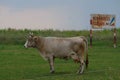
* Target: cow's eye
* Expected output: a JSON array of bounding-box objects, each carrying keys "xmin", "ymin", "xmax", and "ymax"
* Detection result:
[{"xmin": 28, "ymin": 38, "xmax": 33, "ymax": 41}]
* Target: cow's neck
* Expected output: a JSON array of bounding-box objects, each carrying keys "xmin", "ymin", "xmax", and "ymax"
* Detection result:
[{"xmin": 35, "ymin": 37, "xmax": 45, "ymax": 53}]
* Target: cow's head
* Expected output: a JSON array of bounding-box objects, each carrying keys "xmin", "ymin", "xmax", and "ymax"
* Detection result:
[{"xmin": 24, "ymin": 33, "xmax": 38, "ymax": 48}]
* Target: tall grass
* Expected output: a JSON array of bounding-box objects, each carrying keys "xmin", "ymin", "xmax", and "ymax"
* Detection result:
[{"xmin": 0, "ymin": 28, "xmax": 120, "ymax": 46}]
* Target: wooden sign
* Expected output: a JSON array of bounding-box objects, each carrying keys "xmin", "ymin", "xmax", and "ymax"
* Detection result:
[{"xmin": 90, "ymin": 14, "xmax": 116, "ymax": 29}]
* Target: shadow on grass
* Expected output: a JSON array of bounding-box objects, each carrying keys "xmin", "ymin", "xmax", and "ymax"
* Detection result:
[{"xmin": 36, "ymin": 71, "xmax": 76, "ymax": 78}]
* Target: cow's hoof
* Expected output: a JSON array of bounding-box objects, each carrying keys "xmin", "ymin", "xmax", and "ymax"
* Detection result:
[
  {"xmin": 77, "ymin": 70, "xmax": 84, "ymax": 74},
  {"xmin": 76, "ymin": 72, "xmax": 83, "ymax": 75},
  {"xmin": 50, "ymin": 70, "xmax": 55, "ymax": 74}
]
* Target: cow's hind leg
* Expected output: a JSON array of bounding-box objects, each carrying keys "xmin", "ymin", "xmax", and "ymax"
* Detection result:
[
  {"xmin": 77, "ymin": 61, "xmax": 85, "ymax": 74},
  {"xmin": 77, "ymin": 49, "xmax": 85, "ymax": 74},
  {"xmin": 48, "ymin": 56, "xmax": 55, "ymax": 73}
]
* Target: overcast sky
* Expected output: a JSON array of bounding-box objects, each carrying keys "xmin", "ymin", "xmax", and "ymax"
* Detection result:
[{"xmin": 0, "ymin": 0, "xmax": 120, "ymax": 30}]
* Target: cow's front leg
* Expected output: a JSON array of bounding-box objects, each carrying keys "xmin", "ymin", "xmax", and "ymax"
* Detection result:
[{"xmin": 48, "ymin": 56, "xmax": 55, "ymax": 73}]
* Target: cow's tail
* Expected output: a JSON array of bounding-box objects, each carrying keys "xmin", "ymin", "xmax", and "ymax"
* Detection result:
[{"xmin": 81, "ymin": 36, "xmax": 89, "ymax": 69}]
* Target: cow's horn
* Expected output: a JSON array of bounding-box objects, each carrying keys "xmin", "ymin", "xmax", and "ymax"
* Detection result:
[{"xmin": 29, "ymin": 32, "xmax": 34, "ymax": 37}]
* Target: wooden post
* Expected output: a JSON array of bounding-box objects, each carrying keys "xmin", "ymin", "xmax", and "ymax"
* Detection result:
[
  {"xmin": 113, "ymin": 28, "xmax": 117, "ymax": 48},
  {"xmin": 90, "ymin": 29, "xmax": 92, "ymax": 48}
]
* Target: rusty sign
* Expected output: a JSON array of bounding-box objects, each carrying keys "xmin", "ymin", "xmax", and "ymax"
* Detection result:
[{"xmin": 90, "ymin": 14, "xmax": 116, "ymax": 29}]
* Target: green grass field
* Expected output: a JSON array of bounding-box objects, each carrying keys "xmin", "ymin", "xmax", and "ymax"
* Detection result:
[
  {"xmin": 0, "ymin": 29, "xmax": 120, "ymax": 80},
  {"xmin": 0, "ymin": 43, "xmax": 120, "ymax": 80}
]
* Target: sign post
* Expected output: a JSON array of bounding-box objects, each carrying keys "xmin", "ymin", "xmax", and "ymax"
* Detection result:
[
  {"xmin": 90, "ymin": 14, "xmax": 116, "ymax": 48},
  {"xmin": 90, "ymin": 29, "xmax": 92, "ymax": 48},
  {"xmin": 113, "ymin": 28, "xmax": 117, "ymax": 48}
]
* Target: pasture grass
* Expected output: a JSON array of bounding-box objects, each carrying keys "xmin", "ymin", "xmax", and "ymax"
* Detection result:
[{"xmin": 0, "ymin": 42, "xmax": 120, "ymax": 80}]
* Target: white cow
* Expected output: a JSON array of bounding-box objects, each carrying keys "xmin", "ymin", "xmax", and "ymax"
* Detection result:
[{"xmin": 24, "ymin": 33, "xmax": 88, "ymax": 74}]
